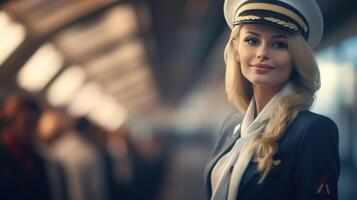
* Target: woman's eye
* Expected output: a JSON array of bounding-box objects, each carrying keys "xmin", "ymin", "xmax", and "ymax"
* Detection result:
[
  {"xmin": 272, "ymin": 42, "xmax": 288, "ymax": 49},
  {"xmin": 244, "ymin": 38, "xmax": 258, "ymax": 45}
]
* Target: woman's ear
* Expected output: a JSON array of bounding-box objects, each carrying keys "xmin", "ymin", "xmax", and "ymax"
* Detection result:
[{"xmin": 232, "ymin": 38, "xmax": 240, "ymax": 62}]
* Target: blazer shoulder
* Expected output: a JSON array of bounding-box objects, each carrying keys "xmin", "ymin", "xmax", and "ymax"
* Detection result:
[
  {"xmin": 218, "ymin": 112, "xmax": 243, "ymax": 138},
  {"xmin": 221, "ymin": 112, "xmax": 243, "ymax": 131},
  {"xmin": 290, "ymin": 110, "xmax": 338, "ymax": 145},
  {"xmin": 294, "ymin": 110, "xmax": 337, "ymax": 128},
  {"xmin": 210, "ymin": 112, "xmax": 243, "ymax": 155},
  {"xmin": 291, "ymin": 110, "xmax": 336, "ymax": 129}
]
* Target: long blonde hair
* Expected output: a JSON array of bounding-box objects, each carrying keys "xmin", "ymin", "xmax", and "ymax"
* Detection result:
[{"xmin": 224, "ymin": 25, "xmax": 320, "ymax": 183}]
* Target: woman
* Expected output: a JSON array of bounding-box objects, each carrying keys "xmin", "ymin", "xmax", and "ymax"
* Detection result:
[{"xmin": 204, "ymin": 0, "xmax": 340, "ymax": 199}]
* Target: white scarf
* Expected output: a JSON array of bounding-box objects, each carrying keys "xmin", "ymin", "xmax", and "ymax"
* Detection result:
[{"xmin": 211, "ymin": 83, "xmax": 294, "ymax": 200}]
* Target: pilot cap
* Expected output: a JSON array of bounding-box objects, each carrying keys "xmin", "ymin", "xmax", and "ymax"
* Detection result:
[{"xmin": 224, "ymin": 0, "xmax": 324, "ymax": 48}]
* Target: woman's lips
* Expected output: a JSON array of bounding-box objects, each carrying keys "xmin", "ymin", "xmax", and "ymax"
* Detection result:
[{"xmin": 252, "ymin": 64, "xmax": 275, "ymax": 73}]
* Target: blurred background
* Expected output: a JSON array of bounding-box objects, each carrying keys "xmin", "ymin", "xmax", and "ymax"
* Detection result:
[{"xmin": 0, "ymin": 0, "xmax": 355, "ymax": 200}]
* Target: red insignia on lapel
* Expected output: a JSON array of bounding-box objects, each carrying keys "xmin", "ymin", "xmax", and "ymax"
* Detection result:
[{"xmin": 315, "ymin": 175, "xmax": 330, "ymax": 195}]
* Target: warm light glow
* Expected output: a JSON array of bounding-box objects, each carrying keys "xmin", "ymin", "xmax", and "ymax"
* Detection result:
[
  {"xmin": 47, "ymin": 66, "xmax": 86, "ymax": 106},
  {"xmin": 67, "ymin": 82, "xmax": 102, "ymax": 116},
  {"xmin": 54, "ymin": 4, "xmax": 138, "ymax": 58},
  {"xmin": 0, "ymin": 12, "xmax": 26, "ymax": 66},
  {"xmin": 17, "ymin": 43, "xmax": 63, "ymax": 92},
  {"xmin": 124, "ymin": 91, "xmax": 157, "ymax": 114},
  {"xmin": 106, "ymin": 67, "xmax": 151, "ymax": 93},
  {"xmin": 88, "ymin": 95, "xmax": 127, "ymax": 131},
  {"xmin": 0, "ymin": 11, "xmax": 10, "ymax": 29},
  {"xmin": 86, "ymin": 40, "xmax": 146, "ymax": 77}
]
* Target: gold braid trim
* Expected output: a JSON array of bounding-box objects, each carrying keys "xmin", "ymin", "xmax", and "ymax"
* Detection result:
[
  {"xmin": 234, "ymin": 15, "xmax": 261, "ymax": 22},
  {"xmin": 233, "ymin": 15, "xmax": 300, "ymax": 32},
  {"xmin": 236, "ymin": 3, "xmax": 308, "ymax": 32},
  {"xmin": 233, "ymin": 15, "xmax": 299, "ymax": 31},
  {"xmin": 263, "ymin": 17, "xmax": 299, "ymax": 31}
]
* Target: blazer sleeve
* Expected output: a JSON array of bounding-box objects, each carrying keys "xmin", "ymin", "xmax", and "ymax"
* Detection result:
[{"xmin": 294, "ymin": 116, "xmax": 340, "ymax": 200}]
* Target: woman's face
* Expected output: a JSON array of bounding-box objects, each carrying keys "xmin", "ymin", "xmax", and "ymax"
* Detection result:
[{"xmin": 234, "ymin": 24, "xmax": 293, "ymax": 88}]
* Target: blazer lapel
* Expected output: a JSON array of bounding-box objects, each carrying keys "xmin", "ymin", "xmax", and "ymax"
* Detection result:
[
  {"xmin": 204, "ymin": 129, "xmax": 241, "ymax": 197},
  {"xmin": 237, "ymin": 161, "xmax": 259, "ymax": 194}
]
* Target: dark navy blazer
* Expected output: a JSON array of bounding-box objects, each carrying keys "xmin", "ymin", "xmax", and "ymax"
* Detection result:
[{"xmin": 204, "ymin": 110, "xmax": 340, "ymax": 200}]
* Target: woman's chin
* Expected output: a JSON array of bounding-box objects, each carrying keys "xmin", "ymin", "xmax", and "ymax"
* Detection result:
[{"xmin": 249, "ymin": 78, "xmax": 286, "ymax": 88}]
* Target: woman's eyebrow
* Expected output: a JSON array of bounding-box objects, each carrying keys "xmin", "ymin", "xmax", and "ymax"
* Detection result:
[
  {"xmin": 272, "ymin": 35, "xmax": 287, "ymax": 39},
  {"xmin": 245, "ymin": 31, "xmax": 260, "ymax": 36},
  {"xmin": 244, "ymin": 31, "xmax": 287, "ymax": 39}
]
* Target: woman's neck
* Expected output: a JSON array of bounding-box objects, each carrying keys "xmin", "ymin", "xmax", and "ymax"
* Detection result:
[{"xmin": 253, "ymin": 85, "xmax": 282, "ymax": 115}]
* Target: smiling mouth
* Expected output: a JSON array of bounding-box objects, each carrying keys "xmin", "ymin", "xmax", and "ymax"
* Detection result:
[
  {"xmin": 252, "ymin": 64, "xmax": 275, "ymax": 69},
  {"xmin": 251, "ymin": 64, "xmax": 275, "ymax": 73}
]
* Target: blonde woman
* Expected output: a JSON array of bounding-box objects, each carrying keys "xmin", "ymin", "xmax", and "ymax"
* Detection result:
[{"xmin": 204, "ymin": 0, "xmax": 340, "ymax": 199}]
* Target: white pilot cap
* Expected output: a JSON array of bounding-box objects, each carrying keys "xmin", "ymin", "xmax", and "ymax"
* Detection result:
[{"xmin": 224, "ymin": 0, "xmax": 324, "ymax": 49}]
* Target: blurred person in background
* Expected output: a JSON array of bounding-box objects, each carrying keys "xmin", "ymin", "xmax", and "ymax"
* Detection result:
[
  {"xmin": 37, "ymin": 109, "xmax": 66, "ymax": 145},
  {"xmin": 37, "ymin": 109, "xmax": 68, "ymax": 200},
  {"xmin": 204, "ymin": 0, "xmax": 340, "ymax": 199},
  {"xmin": 0, "ymin": 93, "xmax": 23, "ymax": 135},
  {"xmin": 107, "ymin": 126, "xmax": 134, "ymax": 199},
  {"xmin": 88, "ymin": 124, "xmax": 116, "ymax": 200},
  {"xmin": 50, "ymin": 116, "xmax": 109, "ymax": 200},
  {"xmin": 106, "ymin": 124, "xmax": 168, "ymax": 200},
  {"xmin": 0, "ymin": 94, "xmax": 51, "ymax": 200},
  {"xmin": 128, "ymin": 126, "xmax": 168, "ymax": 200}
]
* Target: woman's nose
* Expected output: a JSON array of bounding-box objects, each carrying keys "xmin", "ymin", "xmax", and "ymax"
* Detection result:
[{"xmin": 256, "ymin": 45, "xmax": 270, "ymax": 60}]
